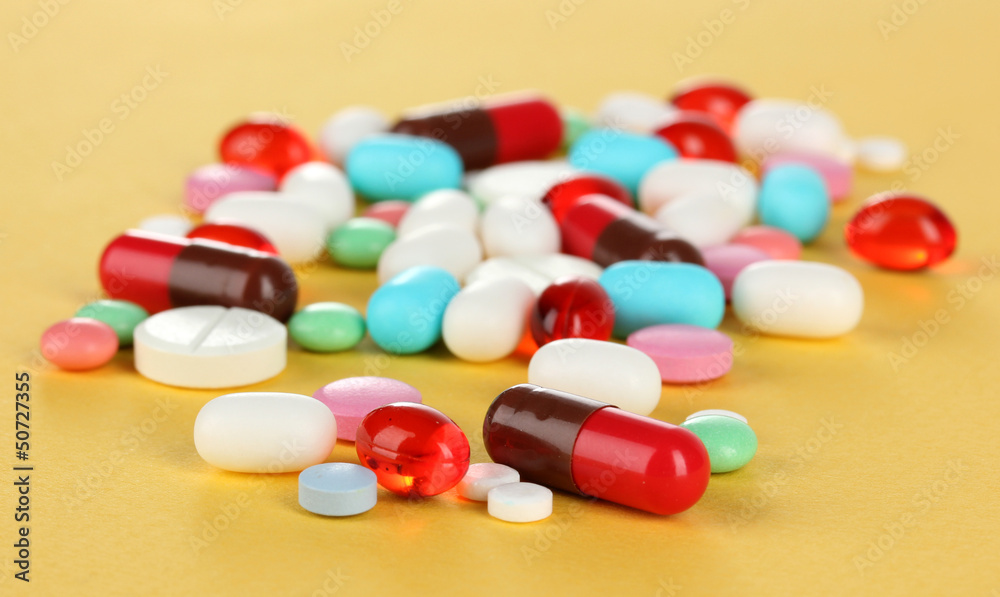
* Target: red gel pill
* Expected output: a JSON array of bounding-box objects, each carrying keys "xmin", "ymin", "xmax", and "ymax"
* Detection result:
[
  {"xmin": 540, "ymin": 174, "xmax": 633, "ymax": 223},
  {"xmin": 654, "ymin": 112, "xmax": 737, "ymax": 163},
  {"xmin": 186, "ymin": 223, "xmax": 279, "ymax": 255},
  {"xmin": 484, "ymin": 384, "xmax": 710, "ymax": 515},
  {"xmin": 219, "ymin": 115, "xmax": 314, "ymax": 179},
  {"xmin": 530, "ymin": 277, "xmax": 615, "ymax": 346},
  {"xmin": 670, "ymin": 80, "xmax": 753, "ymax": 133},
  {"xmin": 845, "ymin": 193, "xmax": 957, "ymax": 271}
]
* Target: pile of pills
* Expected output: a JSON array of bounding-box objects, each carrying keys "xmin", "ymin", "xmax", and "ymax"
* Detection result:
[{"xmin": 40, "ymin": 78, "xmax": 959, "ymax": 522}]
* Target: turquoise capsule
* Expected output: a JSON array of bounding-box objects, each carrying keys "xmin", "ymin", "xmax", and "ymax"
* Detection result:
[
  {"xmin": 345, "ymin": 134, "xmax": 463, "ymax": 202},
  {"xmin": 758, "ymin": 164, "xmax": 830, "ymax": 243},
  {"xmin": 75, "ymin": 299, "xmax": 148, "ymax": 346},
  {"xmin": 366, "ymin": 266, "xmax": 460, "ymax": 354},
  {"xmin": 599, "ymin": 261, "xmax": 724, "ymax": 338},
  {"xmin": 680, "ymin": 410, "xmax": 757, "ymax": 473},
  {"xmin": 568, "ymin": 129, "xmax": 677, "ymax": 196}
]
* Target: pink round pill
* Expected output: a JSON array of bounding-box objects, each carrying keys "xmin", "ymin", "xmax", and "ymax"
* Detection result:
[
  {"xmin": 40, "ymin": 318, "xmax": 119, "ymax": 371},
  {"xmin": 626, "ymin": 324, "xmax": 733, "ymax": 384},
  {"xmin": 762, "ymin": 152, "xmax": 852, "ymax": 201},
  {"xmin": 361, "ymin": 200, "xmax": 410, "ymax": 229},
  {"xmin": 184, "ymin": 163, "xmax": 277, "ymax": 214},
  {"xmin": 730, "ymin": 225, "xmax": 802, "ymax": 260},
  {"xmin": 702, "ymin": 244, "xmax": 772, "ymax": 299},
  {"xmin": 313, "ymin": 377, "xmax": 422, "ymax": 441}
]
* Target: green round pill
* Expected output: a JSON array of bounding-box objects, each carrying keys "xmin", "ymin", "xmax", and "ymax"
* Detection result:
[
  {"xmin": 75, "ymin": 299, "xmax": 148, "ymax": 346},
  {"xmin": 326, "ymin": 218, "xmax": 396, "ymax": 269},
  {"xmin": 680, "ymin": 410, "xmax": 757, "ymax": 473},
  {"xmin": 560, "ymin": 108, "xmax": 592, "ymax": 151},
  {"xmin": 288, "ymin": 302, "xmax": 366, "ymax": 353}
]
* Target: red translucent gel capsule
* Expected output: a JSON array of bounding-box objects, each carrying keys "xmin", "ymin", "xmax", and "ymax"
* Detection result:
[
  {"xmin": 845, "ymin": 194, "xmax": 957, "ymax": 271},
  {"xmin": 99, "ymin": 230, "xmax": 298, "ymax": 321},
  {"xmin": 530, "ymin": 277, "xmax": 615, "ymax": 346},
  {"xmin": 654, "ymin": 112, "xmax": 737, "ymax": 163},
  {"xmin": 219, "ymin": 115, "xmax": 314, "ymax": 179},
  {"xmin": 560, "ymin": 195, "xmax": 704, "ymax": 267},
  {"xmin": 356, "ymin": 402, "xmax": 470, "ymax": 497},
  {"xmin": 670, "ymin": 80, "xmax": 753, "ymax": 133},
  {"xmin": 540, "ymin": 174, "xmax": 633, "ymax": 223},
  {"xmin": 186, "ymin": 223, "xmax": 279, "ymax": 255},
  {"xmin": 391, "ymin": 93, "xmax": 562, "ymax": 170},
  {"xmin": 484, "ymin": 384, "xmax": 710, "ymax": 515}
]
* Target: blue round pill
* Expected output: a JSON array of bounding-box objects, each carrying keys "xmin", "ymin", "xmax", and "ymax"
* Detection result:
[
  {"xmin": 298, "ymin": 463, "xmax": 378, "ymax": 517},
  {"xmin": 757, "ymin": 164, "xmax": 830, "ymax": 243},
  {"xmin": 569, "ymin": 129, "xmax": 677, "ymax": 196}
]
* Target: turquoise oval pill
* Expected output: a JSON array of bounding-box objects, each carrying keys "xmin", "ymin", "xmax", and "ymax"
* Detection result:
[
  {"xmin": 758, "ymin": 164, "xmax": 830, "ymax": 243},
  {"xmin": 366, "ymin": 265, "xmax": 460, "ymax": 354},
  {"xmin": 680, "ymin": 411, "xmax": 757, "ymax": 473},
  {"xmin": 75, "ymin": 299, "xmax": 148, "ymax": 346},
  {"xmin": 569, "ymin": 129, "xmax": 677, "ymax": 196},
  {"xmin": 599, "ymin": 261, "xmax": 724, "ymax": 338},
  {"xmin": 327, "ymin": 218, "xmax": 396, "ymax": 269},
  {"xmin": 345, "ymin": 134, "xmax": 463, "ymax": 202},
  {"xmin": 288, "ymin": 302, "xmax": 366, "ymax": 352}
]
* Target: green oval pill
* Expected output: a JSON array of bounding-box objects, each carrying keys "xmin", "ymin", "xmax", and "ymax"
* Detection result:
[
  {"xmin": 75, "ymin": 299, "xmax": 149, "ymax": 346},
  {"xmin": 288, "ymin": 302, "xmax": 366, "ymax": 353},
  {"xmin": 327, "ymin": 218, "xmax": 396, "ymax": 269},
  {"xmin": 680, "ymin": 410, "xmax": 757, "ymax": 473}
]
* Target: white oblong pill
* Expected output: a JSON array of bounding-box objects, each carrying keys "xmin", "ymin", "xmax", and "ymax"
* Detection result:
[
  {"xmin": 138, "ymin": 214, "xmax": 193, "ymax": 237},
  {"xmin": 194, "ymin": 392, "xmax": 336, "ymax": 473},
  {"xmin": 734, "ymin": 99, "xmax": 847, "ymax": 160},
  {"xmin": 528, "ymin": 338, "xmax": 662, "ymax": 415},
  {"xmin": 134, "ymin": 306, "xmax": 286, "ymax": 388},
  {"xmin": 204, "ymin": 192, "xmax": 326, "ymax": 263},
  {"xmin": 376, "ymin": 224, "xmax": 483, "ymax": 284},
  {"xmin": 856, "ymin": 136, "xmax": 907, "ymax": 172},
  {"xmin": 594, "ymin": 91, "xmax": 676, "ymax": 132},
  {"xmin": 654, "ymin": 193, "xmax": 747, "ymax": 248},
  {"xmin": 480, "ymin": 196, "xmax": 560, "ymax": 258},
  {"xmin": 299, "ymin": 463, "xmax": 377, "ymax": 516},
  {"xmin": 464, "ymin": 257, "xmax": 552, "ymax": 295},
  {"xmin": 731, "ymin": 261, "xmax": 864, "ymax": 338},
  {"xmin": 639, "ymin": 159, "xmax": 757, "ymax": 225},
  {"xmin": 487, "ymin": 483, "xmax": 553, "ymax": 523},
  {"xmin": 279, "ymin": 162, "xmax": 356, "ymax": 231},
  {"xmin": 457, "ymin": 463, "xmax": 520, "ymax": 501},
  {"xmin": 466, "ymin": 160, "xmax": 577, "ymax": 205},
  {"xmin": 442, "ymin": 277, "xmax": 535, "ymax": 362},
  {"xmin": 319, "ymin": 106, "xmax": 389, "ymax": 164},
  {"xmin": 397, "ymin": 189, "xmax": 479, "ymax": 238},
  {"xmin": 509, "ymin": 253, "xmax": 603, "ymax": 283}
]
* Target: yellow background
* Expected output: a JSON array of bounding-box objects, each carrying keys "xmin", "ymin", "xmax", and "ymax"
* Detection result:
[{"xmin": 3, "ymin": 1, "xmax": 999, "ymax": 595}]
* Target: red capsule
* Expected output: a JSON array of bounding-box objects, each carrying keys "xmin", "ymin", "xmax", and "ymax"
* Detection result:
[
  {"xmin": 654, "ymin": 112, "xmax": 737, "ymax": 163},
  {"xmin": 186, "ymin": 223, "xmax": 278, "ymax": 255},
  {"xmin": 845, "ymin": 194, "xmax": 957, "ymax": 271},
  {"xmin": 670, "ymin": 80, "xmax": 753, "ymax": 133},
  {"xmin": 530, "ymin": 277, "xmax": 615, "ymax": 346},
  {"xmin": 540, "ymin": 174, "xmax": 633, "ymax": 223},
  {"xmin": 219, "ymin": 115, "xmax": 314, "ymax": 179}
]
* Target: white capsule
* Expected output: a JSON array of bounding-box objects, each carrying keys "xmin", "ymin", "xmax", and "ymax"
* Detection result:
[
  {"xmin": 466, "ymin": 160, "xmax": 577, "ymax": 205},
  {"xmin": 279, "ymin": 162, "xmax": 355, "ymax": 230},
  {"xmin": 654, "ymin": 193, "xmax": 747, "ymax": 248},
  {"xmin": 734, "ymin": 99, "xmax": 848, "ymax": 161},
  {"xmin": 204, "ymin": 192, "xmax": 326, "ymax": 263},
  {"xmin": 480, "ymin": 196, "xmax": 560, "ymax": 258},
  {"xmin": 639, "ymin": 159, "xmax": 757, "ymax": 226},
  {"xmin": 464, "ymin": 255, "xmax": 603, "ymax": 295},
  {"xmin": 319, "ymin": 106, "xmax": 389, "ymax": 164},
  {"xmin": 376, "ymin": 224, "xmax": 483, "ymax": 284},
  {"xmin": 594, "ymin": 91, "xmax": 676, "ymax": 133},
  {"xmin": 442, "ymin": 277, "xmax": 534, "ymax": 362},
  {"xmin": 397, "ymin": 189, "xmax": 479, "ymax": 238}
]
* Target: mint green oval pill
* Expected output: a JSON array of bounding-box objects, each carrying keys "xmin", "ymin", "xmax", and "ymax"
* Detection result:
[
  {"xmin": 680, "ymin": 410, "xmax": 757, "ymax": 473},
  {"xmin": 561, "ymin": 108, "xmax": 591, "ymax": 151},
  {"xmin": 288, "ymin": 302, "xmax": 366, "ymax": 353},
  {"xmin": 75, "ymin": 299, "xmax": 148, "ymax": 346},
  {"xmin": 327, "ymin": 217, "xmax": 396, "ymax": 269}
]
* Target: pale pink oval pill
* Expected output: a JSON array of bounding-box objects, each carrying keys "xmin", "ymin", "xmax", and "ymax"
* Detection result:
[
  {"xmin": 361, "ymin": 200, "xmax": 410, "ymax": 229},
  {"xmin": 730, "ymin": 225, "xmax": 802, "ymax": 260},
  {"xmin": 762, "ymin": 152, "xmax": 852, "ymax": 201},
  {"xmin": 312, "ymin": 377, "xmax": 422, "ymax": 441},
  {"xmin": 40, "ymin": 318, "xmax": 119, "ymax": 371},
  {"xmin": 702, "ymin": 244, "xmax": 772, "ymax": 299},
  {"xmin": 184, "ymin": 164, "xmax": 277, "ymax": 214},
  {"xmin": 626, "ymin": 324, "xmax": 733, "ymax": 384}
]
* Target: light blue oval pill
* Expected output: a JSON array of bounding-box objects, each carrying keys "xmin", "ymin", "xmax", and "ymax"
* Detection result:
[
  {"xmin": 366, "ymin": 265, "xmax": 460, "ymax": 354},
  {"xmin": 757, "ymin": 164, "xmax": 830, "ymax": 243},
  {"xmin": 345, "ymin": 134, "xmax": 463, "ymax": 202},
  {"xmin": 299, "ymin": 463, "xmax": 377, "ymax": 516},
  {"xmin": 569, "ymin": 129, "xmax": 677, "ymax": 196}
]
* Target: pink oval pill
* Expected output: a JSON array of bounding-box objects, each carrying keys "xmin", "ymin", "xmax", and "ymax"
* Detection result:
[
  {"xmin": 702, "ymin": 244, "xmax": 772, "ymax": 299},
  {"xmin": 40, "ymin": 318, "xmax": 119, "ymax": 371},
  {"xmin": 730, "ymin": 225, "xmax": 802, "ymax": 260},
  {"xmin": 184, "ymin": 163, "xmax": 277, "ymax": 214},
  {"xmin": 762, "ymin": 152, "xmax": 852, "ymax": 201},
  {"xmin": 313, "ymin": 377, "xmax": 422, "ymax": 441},
  {"xmin": 361, "ymin": 200, "xmax": 410, "ymax": 229},
  {"xmin": 627, "ymin": 324, "xmax": 733, "ymax": 384}
]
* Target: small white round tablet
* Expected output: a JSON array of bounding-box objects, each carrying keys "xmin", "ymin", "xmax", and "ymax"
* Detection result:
[
  {"xmin": 686, "ymin": 409, "xmax": 748, "ymax": 424},
  {"xmin": 457, "ymin": 463, "xmax": 521, "ymax": 501},
  {"xmin": 134, "ymin": 306, "xmax": 286, "ymax": 388},
  {"xmin": 299, "ymin": 463, "xmax": 378, "ymax": 516},
  {"xmin": 856, "ymin": 136, "xmax": 907, "ymax": 172},
  {"xmin": 138, "ymin": 214, "xmax": 193, "ymax": 237},
  {"xmin": 487, "ymin": 483, "xmax": 553, "ymax": 523}
]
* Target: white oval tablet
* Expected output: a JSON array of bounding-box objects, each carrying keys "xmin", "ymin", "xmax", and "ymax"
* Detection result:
[
  {"xmin": 319, "ymin": 106, "xmax": 389, "ymax": 164},
  {"xmin": 639, "ymin": 159, "xmax": 757, "ymax": 226},
  {"xmin": 194, "ymin": 392, "xmax": 336, "ymax": 473},
  {"xmin": 480, "ymin": 196, "xmax": 560, "ymax": 257},
  {"xmin": 279, "ymin": 162, "xmax": 355, "ymax": 231},
  {"xmin": 134, "ymin": 306, "xmax": 286, "ymax": 388},
  {"xmin": 856, "ymin": 136, "xmax": 907, "ymax": 172},
  {"xmin": 594, "ymin": 91, "xmax": 676, "ymax": 132},
  {"xmin": 734, "ymin": 99, "xmax": 847, "ymax": 160},
  {"xmin": 397, "ymin": 189, "xmax": 479, "ymax": 238},
  {"xmin": 376, "ymin": 224, "xmax": 483, "ymax": 284},
  {"xmin": 528, "ymin": 338, "xmax": 662, "ymax": 415},
  {"xmin": 654, "ymin": 193, "xmax": 747, "ymax": 248},
  {"xmin": 488, "ymin": 483, "xmax": 553, "ymax": 523},
  {"xmin": 466, "ymin": 160, "xmax": 577, "ymax": 205},
  {"xmin": 464, "ymin": 255, "xmax": 603, "ymax": 296},
  {"xmin": 731, "ymin": 261, "xmax": 864, "ymax": 338},
  {"xmin": 204, "ymin": 192, "xmax": 326, "ymax": 263},
  {"xmin": 457, "ymin": 463, "xmax": 520, "ymax": 501},
  {"xmin": 442, "ymin": 278, "xmax": 535, "ymax": 362}
]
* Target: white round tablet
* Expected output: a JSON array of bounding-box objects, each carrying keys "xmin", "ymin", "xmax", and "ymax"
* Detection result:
[
  {"xmin": 299, "ymin": 463, "xmax": 378, "ymax": 516},
  {"xmin": 134, "ymin": 306, "xmax": 286, "ymax": 388},
  {"xmin": 487, "ymin": 483, "xmax": 553, "ymax": 523},
  {"xmin": 685, "ymin": 409, "xmax": 748, "ymax": 424},
  {"xmin": 856, "ymin": 136, "xmax": 907, "ymax": 172},
  {"xmin": 457, "ymin": 463, "xmax": 521, "ymax": 501}
]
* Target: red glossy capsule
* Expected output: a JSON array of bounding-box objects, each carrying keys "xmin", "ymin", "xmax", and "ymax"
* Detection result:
[
  {"xmin": 98, "ymin": 230, "xmax": 298, "ymax": 321},
  {"xmin": 530, "ymin": 277, "xmax": 615, "ymax": 346},
  {"xmin": 391, "ymin": 93, "xmax": 562, "ymax": 170},
  {"xmin": 540, "ymin": 174, "xmax": 633, "ymax": 223},
  {"xmin": 654, "ymin": 112, "xmax": 737, "ymax": 163},
  {"xmin": 219, "ymin": 115, "xmax": 314, "ymax": 179},
  {"xmin": 845, "ymin": 194, "xmax": 957, "ymax": 271},
  {"xmin": 560, "ymin": 195, "xmax": 704, "ymax": 267},
  {"xmin": 670, "ymin": 80, "xmax": 753, "ymax": 133},
  {"xmin": 186, "ymin": 223, "xmax": 279, "ymax": 255},
  {"xmin": 484, "ymin": 384, "xmax": 710, "ymax": 515},
  {"xmin": 356, "ymin": 403, "xmax": 470, "ymax": 498}
]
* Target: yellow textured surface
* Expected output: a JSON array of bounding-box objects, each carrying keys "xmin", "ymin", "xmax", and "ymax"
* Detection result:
[{"xmin": 2, "ymin": 1, "xmax": 999, "ymax": 595}]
